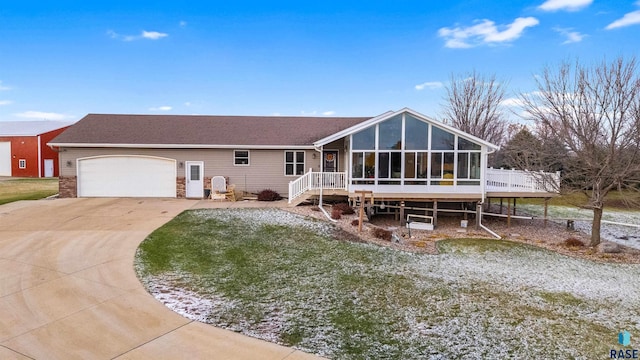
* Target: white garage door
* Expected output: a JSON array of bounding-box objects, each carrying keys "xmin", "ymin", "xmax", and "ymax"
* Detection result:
[
  {"xmin": 0, "ymin": 142, "xmax": 10, "ymax": 176},
  {"xmin": 77, "ymin": 155, "xmax": 176, "ymax": 197}
]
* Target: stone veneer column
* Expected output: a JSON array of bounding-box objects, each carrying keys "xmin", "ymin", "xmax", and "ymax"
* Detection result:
[
  {"xmin": 58, "ymin": 176, "xmax": 77, "ymax": 198},
  {"xmin": 176, "ymin": 177, "xmax": 186, "ymax": 198}
]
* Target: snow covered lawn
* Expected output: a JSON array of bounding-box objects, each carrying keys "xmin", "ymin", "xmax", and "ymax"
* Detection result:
[
  {"xmin": 516, "ymin": 204, "xmax": 640, "ymax": 249},
  {"xmin": 136, "ymin": 208, "xmax": 640, "ymax": 359}
]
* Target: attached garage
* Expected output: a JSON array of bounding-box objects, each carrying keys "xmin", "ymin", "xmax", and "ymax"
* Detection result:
[{"xmin": 77, "ymin": 155, "xmax": 176, "ymax": 197}]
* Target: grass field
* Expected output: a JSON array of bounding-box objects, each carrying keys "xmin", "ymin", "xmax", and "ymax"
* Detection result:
[
  {"xmin": 136, "ymin": 208, "xmax": 640, "ymax": 359},
  {"xmin": 0, "ymin": 178, "xmax": 59, "ymax": 205}
]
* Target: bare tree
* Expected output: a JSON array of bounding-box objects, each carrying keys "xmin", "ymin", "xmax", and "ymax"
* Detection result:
[
  {"xmin": 441, "ymin": 71, "xmax": 509, "ymax": 146},
  {"xmin": 496, "ymin": 125, "xmax": 568, "ymax": 172},
  {"xmin": 519, "ymin": 56, "xmax": 640, "ymax": 247}
]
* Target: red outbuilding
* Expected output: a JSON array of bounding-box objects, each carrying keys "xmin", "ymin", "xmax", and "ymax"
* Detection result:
[{"xmin": 0, "ymin": 121, "xmax": 73, "ymax": 177}]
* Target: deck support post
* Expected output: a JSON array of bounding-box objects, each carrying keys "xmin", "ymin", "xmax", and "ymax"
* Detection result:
[
  {"xmin": 513, "ymin": 198, "xmax": 517, "ymax": 216},
  {"xmin": 355, "ymin": 190, "xmax": 373, "ymax": 233},
  {"xmin": 500, "ymin": 198, "xmax": 503, "ymax": 213},
  {"xmin": 476, "ymin": 203, "xmax": 482, "ymax": 230},
  {"xmin": 433, "ymin": 201, "xmax": 438, "ymax": 227},
  {"xmin": 507, "ymin": 198, "xmax": 512, "ymax": 229},
  {"xmin": 544, "ymin": 197, "xmax": 549, "ymax": 228},
  {"xmin": 399, "ymin": 200, "xmax": 406, "ymax": 226}
]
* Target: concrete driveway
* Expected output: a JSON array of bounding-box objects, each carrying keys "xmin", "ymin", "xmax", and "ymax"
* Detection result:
[{"xmin": 0, "ymin": 198, "xmax": 319, "ymax": 360}]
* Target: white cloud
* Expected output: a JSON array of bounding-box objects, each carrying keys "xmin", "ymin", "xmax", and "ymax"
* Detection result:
[
  {"xmin": 322, "ymin": 111, "xmax": 336, "ymax": 116},
  {"xmin": 14, "ymin": 111, "xmax": 72, "ymax": 121},
  {"xmin": 0, "ymin": 100, "xmax": 13, "ymax": 106},
  {"xmin": 179, "ymin": 21, "xmax": 188, "ymax": 28},
  {"xmin": 415, "ymin": 81, "xmax": 444, "ymax": 91},
  {"xmin": 142, "ymin": 31, "xmax": 169, "ymax": 40},
  {"xmin": 438, "ymin": 17, "xmax": 539, "ymax": 48},
  {"xmin": 108, "ymin": 30, "xmax": 169, "ymax": 41},
  {"xmin": 538, "ymin": 0, "xmax": 593, "ymax": 12},
  {"xmin": 606, "ymin": 10, "xmax": 640, "ymax": 30},
  {"xmin": 501, "ymin": 97, "xmax": 525, "ymax": 107},
  {"xmin": 553, "ymin": 27, "xmax": 586, "ymax": 44},
  {"xmin": 149, "ymin": 106, "xmax": 172, "ymax": 111},
  {"xmin": 0, "ymin": 81, "xmax": 10, "ymax": 91}
]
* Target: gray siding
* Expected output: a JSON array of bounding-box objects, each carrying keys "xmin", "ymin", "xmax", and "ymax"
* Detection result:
[{"xmin": 60, "ymin": 147, "xmax": 322, "ymax": 195}]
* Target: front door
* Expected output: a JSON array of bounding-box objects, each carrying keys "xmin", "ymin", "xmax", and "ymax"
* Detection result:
[
  {"xmin": 323, "ymin": 150, "xmax": 339, "ymax": 172},
  {"xmin": 44, "ymin": 159, "xmax": 54, "ymax": 177},
  {"xmin": 185, "ymin": 161, "xmax": 204, "ymax": 198}
]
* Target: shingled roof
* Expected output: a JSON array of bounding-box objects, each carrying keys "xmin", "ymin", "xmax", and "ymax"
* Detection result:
[{"xmin": 50, "ymin": 114, "xmax": 371, "ymax": 147}]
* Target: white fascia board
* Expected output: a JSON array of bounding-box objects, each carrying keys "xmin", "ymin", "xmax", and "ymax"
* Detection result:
[{"xmin": 47, "ymin": 143, "xmax": 315, "ymax": 150}]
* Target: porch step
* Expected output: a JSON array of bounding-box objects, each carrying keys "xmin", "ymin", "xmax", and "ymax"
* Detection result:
[{"xmin": 288, "ymin": 193, "xmax": 313, "ymax": 207}]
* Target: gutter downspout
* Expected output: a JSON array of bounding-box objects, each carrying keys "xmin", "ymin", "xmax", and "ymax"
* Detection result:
[
  {"xmin": 316, "ymin": 145, "xmax": 337, "ymax": 223},
  {"xmin": 479, "ymin": 146, "xmax": 500, "ymax": 238},
  {"xmin": 478, "ymin": 206, "xmax": 501, "ymax": 239}
]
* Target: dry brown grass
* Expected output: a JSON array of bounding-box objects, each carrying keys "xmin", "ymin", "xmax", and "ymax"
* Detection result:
[{"xmin": 0, "ymin": 178, "xmax": 58, "ymax": 205}]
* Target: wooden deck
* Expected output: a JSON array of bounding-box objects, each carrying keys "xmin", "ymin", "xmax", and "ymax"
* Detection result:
[{"xmin": 288, "ymin": 169, "xmax": 560, "ymax": 204}]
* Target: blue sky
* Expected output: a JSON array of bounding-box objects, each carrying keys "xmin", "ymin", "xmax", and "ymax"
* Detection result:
[{"xmin": 1, "ymin": 0, "xmax": 639, "ymax": 124}]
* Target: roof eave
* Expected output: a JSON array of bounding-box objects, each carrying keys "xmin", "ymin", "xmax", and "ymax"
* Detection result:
[{"xmin": 47, "ymin": 143, "xmax": 315, "ymax": 150}]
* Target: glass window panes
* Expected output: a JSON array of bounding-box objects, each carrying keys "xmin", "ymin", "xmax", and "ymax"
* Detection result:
[
  {"xmin": 405, "ymin": 115, "xmax": 429, "ymax": 150},
  {"xmin": 470, "ymin": 152, "xmax": 481, "ymax": 179},
  {"xmin": 431, "ymin": 153, "xmax": 442, "ymax": 178},
  {"xmin": 378, "ymin": 152, "xmax": 389, "ymax": 178},
  {"xmin": 234, "ymin": 150, "xmax": 249, "ymax": 165},
  {"xmin": 404, "ymin": 152, "xmax": 415, "ymax": 178},
  {"xmin": 352, "ymin": 153, "xmax": 364, "ymax": 178},
  {"xmin": 365, "ymin": 152, "xmax": 375, "ymax": 178},
  {"xmin": 458, "ymin": 137, "xmax": 481, "ymax": 150},
  {"xmin": 444, "ymin": 153, "xmax": 454, "ymax": 175},
  {"xmin": 431, "ymin": 126, "xmax": 455, "ymax": 150},
  {"xmin": 190, "ymin": 165, "xmax": 200, "ymax": 180},
  {"xmin": 352, "ymin": 126, "xmax": 375, "ymax": 150},
  {"xmin": 417, "ymin": 152, "xmax": 428, "ymax": 178},
  {"xmin": 379, "ymin": 115, "xmax": 402, "ymax": 150},
  {"xmin": 285, "ymin": 151, "xmax": 305, "ymax": 176},
  {"xmin": 457, "ymin": 153, "xmax": 469, "ymax": 178},
  {"xmin": 391, "ymin": 152, "xmax": 401, "ymax": 178}
]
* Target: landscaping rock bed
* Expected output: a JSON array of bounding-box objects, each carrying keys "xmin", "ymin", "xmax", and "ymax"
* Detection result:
[{"xmin": 286, "ymin": 204, "xmax": 640, "ymax": 264}]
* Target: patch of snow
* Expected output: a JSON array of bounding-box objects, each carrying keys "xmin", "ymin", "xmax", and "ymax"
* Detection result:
[
  {"xmin": 517, "ymin": 204, "xmax": 640, "ymax": 249},
  {"xmin": 190, "ymin": 208, "xmax": 335, "ymax": 234}
]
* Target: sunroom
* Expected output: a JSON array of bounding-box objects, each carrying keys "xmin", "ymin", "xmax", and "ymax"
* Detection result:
[
  {"xmin": 288, "ymin": 108, "xmax": 560, "ymax": 204},
  {"xmin": 345, "ymin": 110, "xmax": 492, "ymax": 198}
]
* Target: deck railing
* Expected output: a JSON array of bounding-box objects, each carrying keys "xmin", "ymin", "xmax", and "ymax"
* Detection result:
[
  {"xmin": 288, "ymin": 170, "xmax": 347, "ymax": 203},
  {"xmin": 289, "ymin": 168, "xmax": 560, "ymax": 203},
  {"xmin": 486, "ymin": 168, "xmax": 560, "ymax": 193}
]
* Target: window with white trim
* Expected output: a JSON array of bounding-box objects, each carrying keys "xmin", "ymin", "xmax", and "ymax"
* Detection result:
[
  {"xmin": 18, "ymin": 159, "xmax": 26, "ymax": 169},
  {"xmin": 234, "ymin": 150, "xmax": 250, "ymax": 166},
  {"xmin": 285, "ymin": 151, "xmax": 305, "ymax": 176}
]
